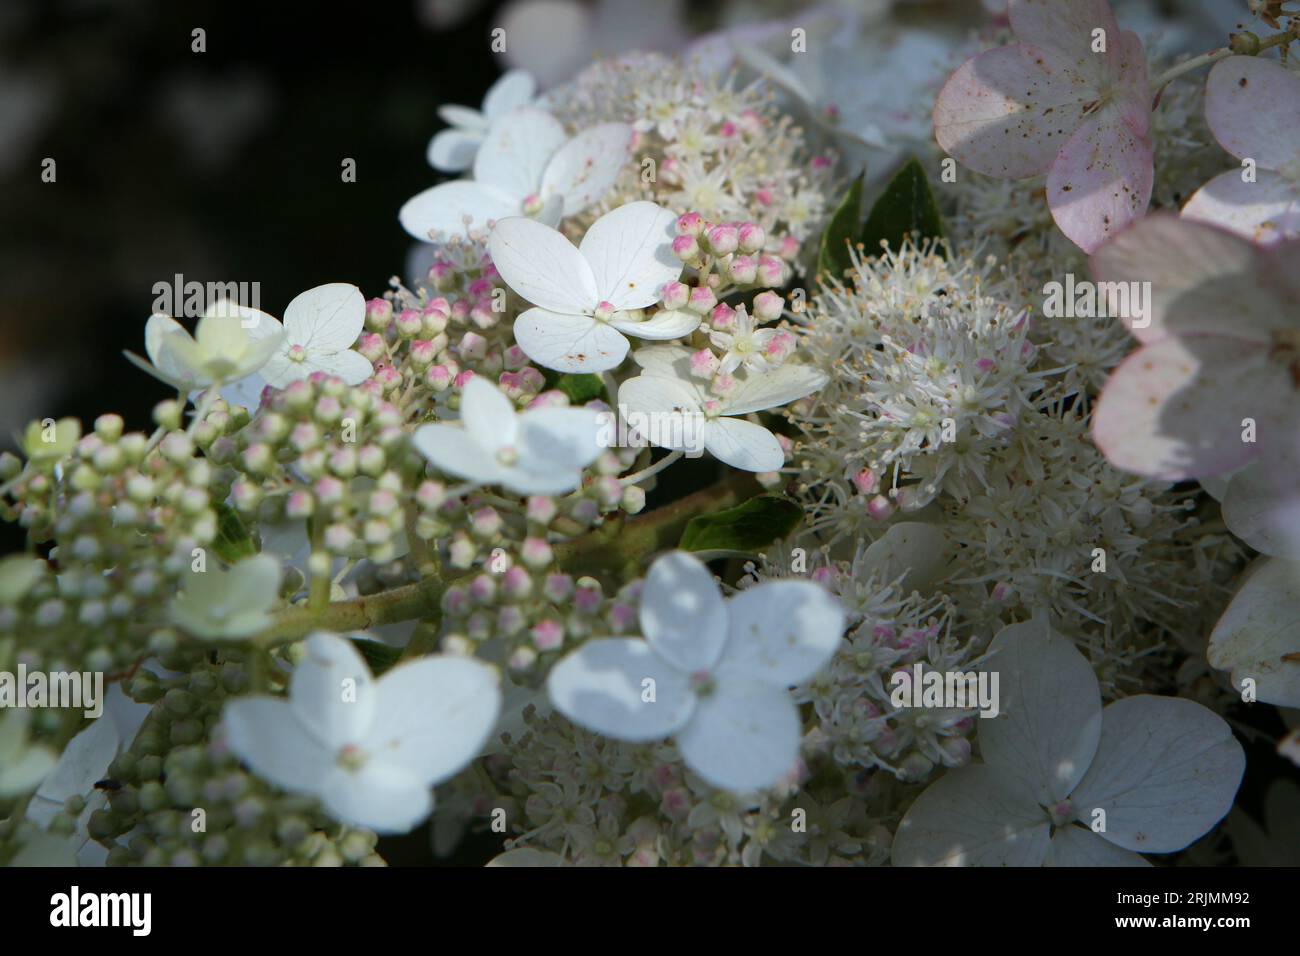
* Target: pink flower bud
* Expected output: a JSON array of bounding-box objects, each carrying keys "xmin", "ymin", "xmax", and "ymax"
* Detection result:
[
  {"xmin": 660, "ymin": 280, "xmax": 689, "ymax": 310},
  {"xmin": 851, "ymin": 468, "xmax": 879, "ymax": 495},
  {"xmin": 357, "ymin": 333, "xmax": 387, "ymax": 363},
  {"xmin": 459, "ymin": 331, "xmax": 487, "ymax": 360},
  {"xmin": 503, "ymin": 345, "xmax": 529, "ymax": 369},
  {"xmin": 710, "ymin": 302, "xmax": 736, "ymax": 331},
  {"xmin": 737, "ymin": 222, "xmax": 765, "ymax": 253},
  {"xmin": 705, "ymin": 224, "xmax": 738, "ymax": 256},
  {"xmin": 671, "ymin": 234, "xmax": 699, "ymax": 261},
  {"xmin": 396, "ymin": 309, "xmax": 423, "ymax": 337},
  {"xmin": 727, "ymin": 254, "xmax": 757, "ymax": 284},
  {"xmin": 688, "ymin": 285, "xmax": 717, "ymax": 314},
  {"xmin": 675, "ymin": 212, "xmax": 704, "ymax": 236},
  {"xmin": 689, "ymin": 349, "xmax": 720, "ymax": 379},
  {"xmin": 866, "ymin": 494, "xmax": 895, "ymax": 521},
  {"xmin": 365, "ymin": 298, "xmax": 392, "ymax": 331},
  {"xmin": 530, "ymin": 619, "xmax": 564, "ymax": 652},
  {"xmin": 426, "ymin": 365, "xmax": 452, "ymax": 391},
  {"xmin": 753, "ymin": 291, "xmax": 783, "ymax": 321},
  {"xmin": 758, "ymin": 255, "xmax": 785, "ymax": 286}
]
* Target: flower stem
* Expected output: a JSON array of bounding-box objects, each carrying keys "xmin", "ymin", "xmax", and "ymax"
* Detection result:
[
  {"xmin": 620, "ymin": 449, "xmax": 684, "ymax": 486},
  {"xmin": 1151, "ymin": 29, "xmax": 1296, "ymax": 95},
  {"xmin": 258, "ymin": 471, "xmax": 758, "ymax": 646}
]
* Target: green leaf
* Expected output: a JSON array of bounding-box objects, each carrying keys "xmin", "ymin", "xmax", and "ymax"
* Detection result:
[
  {"xmin": 680, "ymin": 495, "xmax": 803, "ymax": 554},
  {"xmin": 859, "ymin": 156, "xmax": 946, "ymax": 258},
  {"xmin": 212, "ymin": 503, "xmax": 259, "ymax": 565},
  {"xmin": 817, "ymin": 172, "xmax": 865, "ymax": 281},
  {"xmin": 351, "ymin": 638, "xmax": 404, "ymax": 678},
  {"xmin": 543, "ymin": 369, "xmax": 606, "ymax": 404}
]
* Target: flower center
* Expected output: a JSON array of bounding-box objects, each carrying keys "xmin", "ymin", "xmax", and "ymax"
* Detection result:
[
  {"xmin": 593, "ymin": 301, "xmax": 616, "ymax": 322},
  {"xmin": 1047, "ymin": 799, "xmax": 1074, "ymax": 827},
  {"xmin": 496, "ymin": 446, "xmax": 519, "ymax": 466},
  {"xmin": 521, "ymin": 193, "xmax": 544, "ymax": 216},
  {"xmin": 336, "ymin": 743, "xmax": 368, "ymax": 772},
  {"xmin": 287, "ymin": 344, "xmax": 308, "ymax": 363},
  {"xmin": 689, "ymin": 669, "xmax": 716, "ymax": 697}
]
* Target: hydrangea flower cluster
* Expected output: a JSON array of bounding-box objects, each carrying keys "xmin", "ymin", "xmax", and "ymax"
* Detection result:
[{"xmin": 4, "ymin": 0, "xmax": 1297, "ymax": 870}]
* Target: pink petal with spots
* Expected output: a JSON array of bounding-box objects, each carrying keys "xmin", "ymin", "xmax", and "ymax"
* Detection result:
[
  {"xmin": 1047, "ymin": 106, "xmax": 1153, "ymax": 253},
  {"xmin": 1009, "ymin": 0, "xmax": 1119, "ymax": 81},
  {"xmin": 933, "ymin": 43, "xmax": 1091, "ymax": 179},
  {"xmin": 1205, "ymin": 56, "xmax": 1300, "ymax": 168}
]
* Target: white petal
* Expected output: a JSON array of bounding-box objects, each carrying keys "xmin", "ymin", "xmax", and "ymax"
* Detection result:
[
  {"xmin": 1221, "ymin": 458, "xmax": 1300, "ymax": 560},
  {"xmin": 717, "ymin": 581, "xmax": 844, "ymax": 686},
  {"xmin": 366, "ymin": 655, "xmax": 502, "ymax": 785},
  {"xmin": 495, "ymin": 462, "xmax": 587, "ymax": 496},
  {"xmin": 412, "ymin": 422, "xmax": 508, "ymax": 486},
  {"xmin": 27, "ymin": 718, "xmax": 119, "ymax": 825},
  {"xmin": 891, "ymin": 765, "xmax": 1049, "ymax": 866},
  {"xmin": 677, "ymin": 682, "xmax": 802, "ymax": 792},
  {"xmin": 860, "ymin": 522, "xmax": 949, "ymax": 593},
  {"xmin": 577, "ymin": 201, "xmax": 681, "ymax": 311},
  {"xmin": 299, "ymin": 348, "xmax": 373, "ymax": 386},
  {"xmin": 1204, "ymin": 55, "xmax": 1300, "ymax": 169},
  {"xmin": 291, "ymin": 632, "xmax": 376, "ymax": 751},
  {"xmin": 438, "ymin": 104, "xmax": 484, "ymax": 128},
  {"xmin": 1182, "ymin": 168, "xmax": 1300, "ymax": 247},
  {"xmin": 428, "ymin": 128, "xmax": 481, "ymax": 172},
  {"xmin": 1043, "ymin": 825, "xmax": 1151, "ymax": 866},
  {"xmin": 517, "ymin": 406, "xmax": 604, "ymax": 471},
  {"xmin": 482, "ymin": 69, "xmax": 536, "ymax": 120},
  {"xmin": 399, "ymin": 181, "xmax": 518, "ymax": 241},
  {"xmin": 703, "ymin": 417, "xmax": 784, "ymax": 472},
  {"xmin": 541, "ymin": 122, "xmax": 634, "ymax": 217},
  {"xmin": 547, "ymin": 638, "xmax": 695, "ymax": 742},
  {"xmin": 461, "ymin": 375, "xmax": 519, "ymax": 453},
  {"xmin": 222, "ymin": 698, "xmax": 332, "ymax": 794},
  {"xmin": 640, "ymin": 551, "xmax": 728, "ymax": 672},
  {"xmin": 512, "ymin": 308, "xmax": 628, "ymax": 373},
  {"xmin": 630, "ymin": 344, "xmax": 695, "ymax": 377},
  {"xmin": 1090, "ymin": 213, "xmax": 1280, "ymax": 344},
  {"xmin": 283, "ymin": 283, "xmax": 366, "ymax": 351},
  {"xmin": 720, "ymin": 364, "xmax": 828, "ymax": 416},
  {"xmin": 610, "ymin": 308, "xmax": 700, "ymax": 340},
  {"xmin": 1069, "ymin": 695, "xmax": 1244, "ymax": 854},
  {"xmin": 320, "ymin": 762, "xmax": 432, "ymax": 834},
  {"xmin": 218, "ymin": 372, "xmax": 271, "ymax": 411},
  {"xmin": 979, "ymin": 620, "xmax": 1102, "ymax": 804},
  {"xmin": 1208, "ymin": 558, "xmax": 1300, "ymax": 708},
  {"xmin": 141, "ymin": 314, "xmax": 201, "ymax": 388},
  {"xmin": 473, "ymin": 107, "xmax": 566, "ymax": 197},
  {"xmin": 489, "ymin": 217, "xmax": 598, "ymax": 314}
]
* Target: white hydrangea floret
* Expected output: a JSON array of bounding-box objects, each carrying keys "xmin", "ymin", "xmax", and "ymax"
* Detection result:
[
  {"xmin": 547, "ymin": 551, "xmax": 846, "ymax": 792},
  {"xmin": 222, "ymin": 631, "xmax": 501, "ymax": 833}
]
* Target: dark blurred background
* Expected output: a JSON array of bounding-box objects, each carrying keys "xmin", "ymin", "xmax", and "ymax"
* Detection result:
[{"xmin": 0, "ymin": 0, "xmax": 543, "ymax": 443}]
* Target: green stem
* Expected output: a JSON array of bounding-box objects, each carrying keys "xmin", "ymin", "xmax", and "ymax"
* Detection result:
[{"xmin": 1151, "ymin": 29, "xmax": 1296, "ymax": 93}]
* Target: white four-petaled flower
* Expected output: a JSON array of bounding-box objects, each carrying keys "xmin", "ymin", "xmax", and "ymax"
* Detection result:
[
  {"xmin": 223, "ymin": 632, "xmax": 501, "ymax": 833},
  {"xmin": 489, "ymin": 201, "xmax": 700, "ymax": 373},
  {"xmin": 169, "ymin": 553, "xmax": 283, "ymax": 640},
  {"xmin": 126, "ymin": 300, "xmax": 285, "ymax": 393},
  {"xmin": 401, "ymin": 107, "xmax": 633, "ymax": 240},
  {"xmin": 428, "ymin": 69, "xmax": 537, "ymax": 172},
  {"xmin": 548, "ymin": 551, "xmax": 846, "ymax": 792},
  {"xmin": 618, "ymin": 345, "xmax": 826, "ymax": 472},
  {"xmin": 892, "ymin": 620, "xmax": 1245, "ymax": 866},
  {"xmin": 223, "ymin": 283, "xmax": 374, "ymax": 408},
  {"xmin": 413, "ymin": 375, "xmax": 604, "ymax": 495}
]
